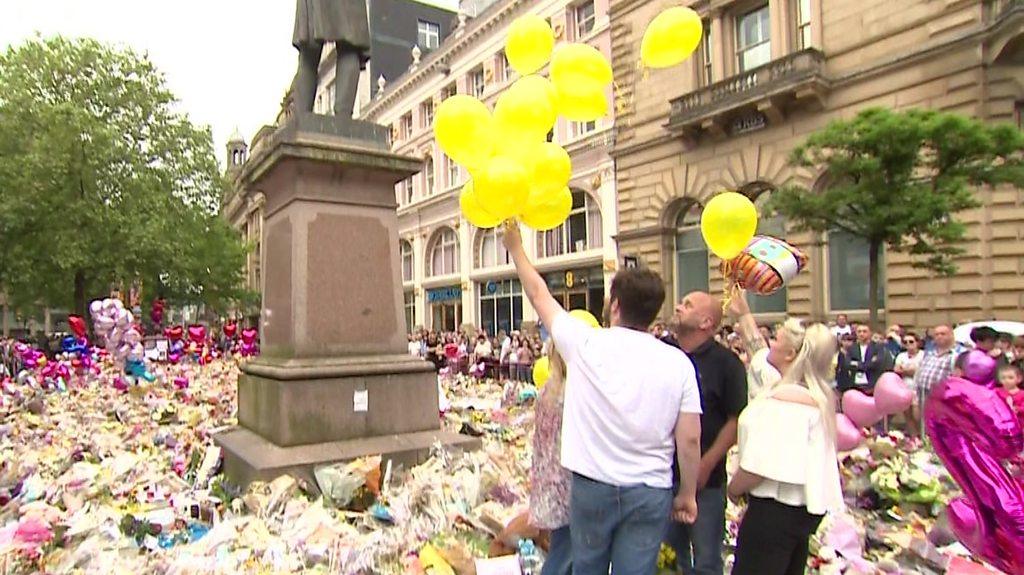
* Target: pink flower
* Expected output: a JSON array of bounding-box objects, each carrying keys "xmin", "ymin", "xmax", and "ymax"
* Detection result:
[{"xmin": 13, "ymin": 516, "xmax": 53, "ymax": 551}]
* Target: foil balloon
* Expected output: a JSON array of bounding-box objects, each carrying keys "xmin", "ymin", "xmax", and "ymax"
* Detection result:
[
  {"xmin": 223, "ymin": 322, "xmax": 238, "ymax": 339},
  {"xmin": 166, "ymin": 326, "xmax": 184, "ymax": 342},
  {"xmin": 729, "ymin": 235, "xmax": 808, "ymax": 296},
  {"xmin": 68, "ymin": 315, "xmax": 87, "ymax": 339},
  {"xmin": 873, "ymin": 372, "xmax": 914, "ymax": 415},
  {"xmin": 187, "ymin": 325, "xmax": 207, "ymax": 345},
  {"xmin": 836, "ymin": 413, "xmax": 864, "ymax": 451},
  {"xmin": 925, "ymin": 376, "xmax": 1024, "ymax": 574},
  {"xmin": 841, "ymin": 389, "xmax": 882, "ymax": 428},
  {"xmin": 961, "ymin": 349, "xmax": 997, "ymax": 388},
  {"xmin": 240, "ymin": 328, "xmax": 259, "ymax": 357}
]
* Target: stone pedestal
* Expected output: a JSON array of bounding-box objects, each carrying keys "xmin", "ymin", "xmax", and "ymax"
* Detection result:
[{"xmin": 216, "ymin": 116, "xmax": 478, "ymax": 489}]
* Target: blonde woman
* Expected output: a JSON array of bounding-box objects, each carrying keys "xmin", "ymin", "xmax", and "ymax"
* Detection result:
[
  {"xmin": 529, "ymin": 342, "xmax": 571, "ymax": 575},
  {"xmin": 728, "ymin": 324, "xmax": 844, "ymax": 575},
  {"xmin": 728, "ymin": 287, "xmax": 807, "ymax": 400}
]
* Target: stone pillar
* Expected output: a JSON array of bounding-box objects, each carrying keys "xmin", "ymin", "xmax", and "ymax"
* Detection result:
[
  {"xmin": 710, "ymin": 11, "xmax": 727, "ymax": 81},
  {"xmin": 216, "ymin": 114, "xmax": 478, "ymax": 489}
]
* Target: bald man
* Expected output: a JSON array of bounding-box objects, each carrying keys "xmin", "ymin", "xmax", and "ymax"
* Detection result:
[{"xmin": 666, "ymin": 292, "xmax": 748, "ymax": 575}]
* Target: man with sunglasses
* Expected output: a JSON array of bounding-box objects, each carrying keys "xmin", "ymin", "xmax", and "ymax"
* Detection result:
[{"xmin": 894, "ymin": 332, "xmax": 925, "ymax": 438}]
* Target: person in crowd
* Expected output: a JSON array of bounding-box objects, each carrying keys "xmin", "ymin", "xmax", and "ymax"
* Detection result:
[
  {"xmin": 728, "ymin": 287, "xmax": 806, "ymax": 401},
  {"xmin": 728, "ymin": 324, "xmax": 844, "ymax": 575},
  {"xmin": 758, "ymin": 325, "xmax": 773, "ymax": 345},
  {"xmin": 502, "ymin": 222, "xmax": 702, "ymax": 575},
  {"xmin": 917, "ymin": 325, "xmax": 963, "ymax": 418},
  {"xmin": 997, "ymin": 332, "xmax": 1015, "ymax": 363},
  {"xmin": 1014, "ymin": 336, "xmax": 1024, "ymax": 372},
  {"xmin": 408, "ymin": 333, "xmax": 422, "ymax": 357},
  {"xmin": 727, "ymin": 332, "xmax": 749, "ymax": 366},
  {"xmin": 519, "ymin": 337, "xmax": 535, "ymax": 383},
  {"xmin": 529, "ymin": 343, "xmax": 572, "ymax": 575},
  {"xmin": 507, "ymin": 334, "xmax": 522, "ymax": 381},
  {"xmin": 667, "ymin": 291, "xmax": 747, "ymax": 575},
  {"xmin": 922, "ymin": 327, "xmax": 937, "ymax": 353},
  {"xmin": 971, "ymin": 326, "xmax": 1005, "ymax": 362},
  {"xmin": 885, "ymin": 324, "xmax": 905, "ymax": 358},
  {"xmin": 837, "ymin": 323, "xmax": 890, "ymax": 395},
  {"xmin": 831, "ymin": 314, "xmax": 852, "ymax": 339},
  {"xmin": 996, "ymin": 364, "xmax": 1024, "ymax": 429},
  {"xmin": 894, "ymin": 332, "xmax": 925, "ymax": 437},
  {"xmin": 473, "ymin": 333, "xmax": 492, "ymax": 360}
]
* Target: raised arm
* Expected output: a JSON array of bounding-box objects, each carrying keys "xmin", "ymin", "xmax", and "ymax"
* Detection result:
[
  {"xmin": 502, "ymin": 221, "xmax": 563, "ymax": 329},
  {"xmin": 728, "ymin": 286, "xmax": 767, "ymax": 356}
]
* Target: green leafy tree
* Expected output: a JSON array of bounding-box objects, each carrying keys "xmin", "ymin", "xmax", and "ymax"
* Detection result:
[
  {"xmin": 769, "ymin": 107, "xmax": 1024, "ymax": 328},
  {"xmin": 0, "ymin": 36, "xmax": 250, "ymax": 318}
]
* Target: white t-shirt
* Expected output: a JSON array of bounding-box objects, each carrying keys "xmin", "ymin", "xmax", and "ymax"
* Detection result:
[
  {"xmin": 748, "ymin": 348, "xmax": 782, "ymax": 400},
  {"xmin": 407, "ymin": 341, "xmax": 421, "ymax": 357},
  {"xmin": 894, "ymin": 351, "xmax": 924, "ymax": 389},
  {"xmin": 552, "ymin": 311, "xmax": 702, "ymax": 489},
  {"xmin": 831, "ymin": 325, "xmax": 852, "ymax": 339}
]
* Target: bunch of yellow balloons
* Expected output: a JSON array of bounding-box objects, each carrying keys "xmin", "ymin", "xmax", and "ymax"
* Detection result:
[
  {"xmin": 640, "ymin": 7, "xmax": 703, "ymax": 69},
  {"xmin": 435, "ymin": 15, "xmax": 614, "ymax": 231}
]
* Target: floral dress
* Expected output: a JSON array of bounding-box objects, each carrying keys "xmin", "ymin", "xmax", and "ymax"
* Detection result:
[{"xmin": 529, "ymin": 384, "xmax": 571, "ymax": 530}]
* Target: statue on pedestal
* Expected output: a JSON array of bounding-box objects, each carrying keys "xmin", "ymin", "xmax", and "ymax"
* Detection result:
[{"xmin": 292, "ymin": 0, "xmax": 371, "ymax": 118}]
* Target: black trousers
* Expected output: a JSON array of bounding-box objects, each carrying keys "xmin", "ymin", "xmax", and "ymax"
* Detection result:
[{"xmin": 732, "ymin": 497, "xmax": 824, "ymax": 575}]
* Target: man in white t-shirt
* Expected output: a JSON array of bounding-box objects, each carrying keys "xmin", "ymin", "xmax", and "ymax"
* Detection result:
[
  {"xmin": 502, "ymin": 223, "xmax": 702, "ymax": 575},
  {"xmin": 831, "ymin": 314, "xmax": 852, "ymax": 340}
]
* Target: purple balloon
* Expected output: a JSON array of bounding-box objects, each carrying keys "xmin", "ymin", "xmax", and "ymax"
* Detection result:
[
  {"xmin": 925, "ymin": 376, "xmax": 1024, "ymax": 574},
  {"xmin": 961, "ymin": 349, "xmax": 997, "ymax": 388}
]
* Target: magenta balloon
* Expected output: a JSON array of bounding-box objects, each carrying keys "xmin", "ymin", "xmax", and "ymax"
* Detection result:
[
  {"xmin": 841, "ymin": 389, "xmax": 883, "ymax": 427},
  {"xmin": 925, "ymin": 376, "xmax": 1024, "ymax": 574},
  {"xmin": 962, "ymin": 349, "xmax": 997, "ymax": 388},
  {"xmin": 836, "ymin": 413, "xmax": 864, "ymax": 452},
  {"xmin": 874, "ymin": 372, "xmax": 914, "ymax": 415}
]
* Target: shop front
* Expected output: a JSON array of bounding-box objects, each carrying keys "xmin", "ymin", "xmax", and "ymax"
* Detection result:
[
  {"xmin": 477, "ymin": 279, "xmax": 523, "ymax": 337},
  {"xmin": 544, "ymin": 266, "xmax": 605, "ymax": 323},
  {"xmin": 427, "ymin": 286, "xmax": 462, "ymax": 332}
]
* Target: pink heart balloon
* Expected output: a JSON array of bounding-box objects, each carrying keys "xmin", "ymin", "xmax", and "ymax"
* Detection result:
[
  {"xmin": 874, "ymin": 371, "xmax": 914, "ymax": 415},
  {"xmin": 842, "ymin": 389, "xmax": 882, "ymax": 428},
  {"xmin": 188, "ymin": 325, "xmax": 206, "ymax": 344},
  {"xmin": 836, "ymin": 413, "xmax": 864, "ymax": 451}
]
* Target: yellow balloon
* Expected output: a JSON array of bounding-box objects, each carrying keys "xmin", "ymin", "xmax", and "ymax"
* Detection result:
[
  {"xmin": 554, "ymin": 83, "xmax": 608, "ymax": 122},
  {"xmin": 640, "ymin": 7, "xmax": 703, "ymax": 69},
  {"xmin": 475, "ymin": 156, "xmax": 530, "ymax": 220},
  {"xmin": 551, "ymin": 43, "xmax": 613, "ymax": 90},
  {"xmin": 569, "ymin": 309, "xmax": 601, "ymax": 328},
  {"xmin": 494, "ymin": 75, "xmax": 557, "ymax": 140},
  {"xmin": 521, "ymin": 186, "xmax": 572, "ymax": 231},
  {"xmin": 459, "ymin": 181, "xmax": 503, "ymax": 228},
  {"xmin": 506, "ymin": 15, "xmax": 555, "ymax": 76},
  {"xmin": 434, "ymin": 95, "xmax": 495, "ymax": 171},
  {"xmin": 533, "ymin": 356, "xmax": 551, "ymax": 389},
  {"xmin": 531, "ymin": 142, "xmax": 572, "ymax": 192},
  {"xmin": 700, "ymin": 192, "xmax": 759, "ymax": 260}
]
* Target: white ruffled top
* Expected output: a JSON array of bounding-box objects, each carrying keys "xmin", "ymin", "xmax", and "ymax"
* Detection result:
[{"xmin": 737, "ymin": 385, "xmax": 845, "ymax": 516}]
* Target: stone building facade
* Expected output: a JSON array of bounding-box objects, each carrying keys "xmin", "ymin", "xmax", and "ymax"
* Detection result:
[
  {"xmin": 610, "ymin": 0, "xmax": 1024, "ymax": 328},
  {"xmin": 358, "ymin": 0, "xmax": 619, "ymax": 335}
]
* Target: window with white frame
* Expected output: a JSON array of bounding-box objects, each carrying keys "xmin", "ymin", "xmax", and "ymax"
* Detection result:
[
  {"xmin": 397, "ymin": 177, "xmax": 414, "ymax": 205},
  {"xmin": 796, "ymin": 0, "xmax": 812, "ymax": 49},
  {"xmin": 674, "ymin": 204, "xmax": 709, "ymax": 300},
  {"xmin": 477, "ymin": 228, "xmax": 511, "ymax": 268},
  {"xmin": 445, "ymin": 154, "xmax": 461, "ymax": 188},
  {"xmin": 828, "ymin": 230, "xmax": 885, "ymax": 311},
  {"xmin": 421, "ymin": 99, "xmax": 434, "ymax": 128},
  {"xmin": 404, "ymin": 291, "xmax": 416, "ymax": 332},
  {"xmin": 495, "ymin": 51, "xmax": 510, "ymax": 83},
  {"xmin": 701, "ymin": 20, "xmax": 713, "ymax": 86},
  {"xmin": 417, "ymin": 20, "xmax": 440, "ymax": 50},
  {"xmin": 442, "ymin": 82, "xmax": 457, "ymax": 101},
  {"xmin": 400, "ymin": 240, "xmax": 415, "ymax": 282},
  {"xmin": 537, "ymin": 190, "xmax": 603, "ymax": 257},
  {"xmin": 469, "ymin": 66, "xmax": 485, "ymax": 97},
  {"xmin": 401, "ymin": 113, "xmax": 413, "ymax": 139},
  {"xmin": 429, "ymin": 228, "xmax": 460, "ymax": 276},
  {"xmin": 424, "ymin": 156, "xmax": 435, "ymax": 195},
  {"xmin": 573, "ymin": 120, "xmax": 597, "ymax": 138},
  {"xmin": 574, "ymin": 0, "xmax": 596, "ymax": 39},
  {"xmin": 736, "ymin": 4, "xmax": 771, "ymax": 72}
]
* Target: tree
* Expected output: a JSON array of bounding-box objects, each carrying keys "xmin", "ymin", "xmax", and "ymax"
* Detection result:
[
  {"xmin": 0, "ymin": 36, "xmax": 251, "ymax": 318},
  {"xmin": 768, "ymin": 107, "xmax": 1024, "ymax": 328}
]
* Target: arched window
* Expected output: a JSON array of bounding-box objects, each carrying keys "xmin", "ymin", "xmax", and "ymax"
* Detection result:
[
  {"xmin": 748, "ymin": 188, "xmax": 787, "ymax": 314},
  {"xmin": 428, "ymin": 228, "xmax": 460, "ymax": 277},
  {"xmin": 476, "ymin": 228, "xmax": 510, "ymax": 268},
  {"xmin": 400, "ymin": 240, "xmax": 414, "ymax": 282},
  {"xmin": 537, "ymin": 190, "xmax": 603, "ymax": 257},
  {"xmin": 674, "ymin": 203, "xmax": 708, "ymax": 301},
  {"xmin": 828, "ymin": 230, "xmax": 884, "ymax": 311}
]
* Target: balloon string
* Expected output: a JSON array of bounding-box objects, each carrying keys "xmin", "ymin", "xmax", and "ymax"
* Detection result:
[{"xmin": 721, "ymin": 259, "xmax": 734, "ymax": 314}]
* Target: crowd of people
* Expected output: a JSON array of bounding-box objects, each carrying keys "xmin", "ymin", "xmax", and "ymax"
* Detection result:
[
  {"xmin": 487, "ymin": 221, "xmax": 1021, "ymax": 575},
  {"xmin": 406, "ymin": 327, "xmax": 545, "ymax": 382}
]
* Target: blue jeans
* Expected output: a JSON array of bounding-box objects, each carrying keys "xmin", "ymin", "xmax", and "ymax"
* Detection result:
[
  {"xmin": 570, "ymin": 473, "xmax": 672, "ymax": 575},
  {"xmin": 542, "ymin": 526, "xmax": 572, "ymax": 575},
  {"xmin": 664, "ymin": 487, "xmax": 726, "ymax": 575}
]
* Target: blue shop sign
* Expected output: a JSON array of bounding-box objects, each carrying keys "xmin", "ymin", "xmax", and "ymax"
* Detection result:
[{"xmin": 427, "ymin": 286, "xmax": 462, "ymax": 303}]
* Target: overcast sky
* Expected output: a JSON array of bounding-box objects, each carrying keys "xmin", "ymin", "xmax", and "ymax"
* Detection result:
[{"xmin": 0, "ymin": 0, "xmax": 457, "ymax": 167}]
